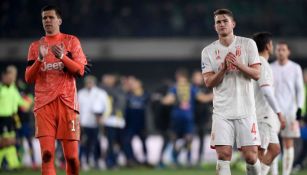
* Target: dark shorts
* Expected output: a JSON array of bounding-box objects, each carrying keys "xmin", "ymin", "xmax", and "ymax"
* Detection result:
[
  {"xmin": 17, "ymin": 122, "xmax": 34, "ymax": 138},
  {"xmin": 0, "ymin": 117, "xmax": 15, "ymax": 136},
  {"xmin": 170, "ymin": 111, "xmax": 194, "ymax": 138}
]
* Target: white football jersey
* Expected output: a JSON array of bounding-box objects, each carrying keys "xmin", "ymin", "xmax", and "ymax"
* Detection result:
[
  {"xmin": 201, "ymin": 36, "xmax": 260, "ymax": 119},
  {"xmin": 270, "ymin": 60, "xmax": 304, "ymax": 117},
  {"xmin": 78, "ymin": 86, "xmax": 109, "ymax": 128},
  {"xmin": 253, "ymin": 56, "xmax": 277, "ymax": 125}
]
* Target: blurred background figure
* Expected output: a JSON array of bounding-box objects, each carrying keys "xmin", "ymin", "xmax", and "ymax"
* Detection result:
[
  {"xmin": 191, "ymin": 70, "xmax": 213, "ymax": 166},
  {"xmin": 271, "ymin": 42, "xmax": 304, "ymax": 175},
  {"xmin": 101, "ymin": 73, "xmax": 126, "ymax": 169},
  {"xmin": 15, "ymin": 79, "xmax": 36, "ymax": 169},
  {"xmin": 0, "ymin": 65, "xmax": 23, "ymax": 170},
  {"xmin": 78, "ymin": 75, "xmax": 109, "ymax": 170},
  {"xmin": 293, "ymin": 68, "xmax": 307, "ymax": 172},
  {"xmin": 151, "ymin": 79, "xmax": 173, "ymax": 168},
  {"xmin": 123, "ymin": 77, "xmax": 150, "ymax": 167},
  {"xmin": 162, "ymin": 69, "xmax": 212, "ymax": 167}
]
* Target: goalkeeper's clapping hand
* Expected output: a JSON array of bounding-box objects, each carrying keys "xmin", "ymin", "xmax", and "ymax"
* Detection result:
[{"xmin": 84, "ymin": 62, "xmax": 92, "ymax": 75}]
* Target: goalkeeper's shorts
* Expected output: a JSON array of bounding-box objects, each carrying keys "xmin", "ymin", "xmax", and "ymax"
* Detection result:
[{"xmin": 34, "ymin": 97, "xmax": 80, "ymax": 140}]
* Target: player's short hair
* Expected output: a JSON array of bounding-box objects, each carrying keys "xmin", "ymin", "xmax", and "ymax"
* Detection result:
[
  {"xmin": 175, "ymin": 68, "xmax": 189, "ymax": 79},
  {"xmin": 5, "ymin": 65, "xmax": 17, "ymax": 75},
  {"xmin": 276, "ymin": 41, "xmax": 291, "ymax": 50},
  {"xmin": 252, "ymin": 32, "xmax": 272, "ymax": 52},
  {"xmin": 41, "ymin": 5, "xmax": 62, "ymax": 19},
  {"xmin": 214, "ymin": 9, "xmax": 235, "ymax": 21},
  {"xmin": 84, "ymin": 75, "xmax": 97, "ymax": 84}
]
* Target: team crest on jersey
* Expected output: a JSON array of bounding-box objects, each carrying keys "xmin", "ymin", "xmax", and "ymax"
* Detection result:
[
  {"xmin": 215, "ymin": 49, "xmax": 221, "ymax": 60},
  {"xmin": 201, "ymin": 61, "xmax": 205, "ymax": 70},
  {"xmin": 235, "ymin": 46, "xmax": 241, "ymax": 57}
]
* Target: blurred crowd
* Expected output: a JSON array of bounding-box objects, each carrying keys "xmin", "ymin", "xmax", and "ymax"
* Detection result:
[
  {"xmin": 1, "ymin": 0, "xmax": 307, "ymax": 38},
  {"xmin": 0, "ymin": 65, "xmax": 215, "ymax": 171},
  {"xmin": 1, "ymin": 64, "xmax": 307, "ymax": 172}
]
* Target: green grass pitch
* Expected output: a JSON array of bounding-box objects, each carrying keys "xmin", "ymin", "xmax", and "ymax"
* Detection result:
[{"xmin": 1, "ymin": 167, "xmax": 307, "ymax": 175}]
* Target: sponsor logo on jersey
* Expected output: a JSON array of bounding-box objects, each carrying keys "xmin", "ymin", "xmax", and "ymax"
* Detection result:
[{"xmin": 41, "ymin": 61, "xmax": 64, "ymax": 71}]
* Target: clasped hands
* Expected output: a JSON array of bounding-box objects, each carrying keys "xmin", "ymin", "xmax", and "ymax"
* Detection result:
[
  {"xmin": 219, "ymin": 52, "xmax": 240, "ymax": 71},
  {"xmin": 38, "ymin": 43, "xmax": 64, "ymax": 61}
]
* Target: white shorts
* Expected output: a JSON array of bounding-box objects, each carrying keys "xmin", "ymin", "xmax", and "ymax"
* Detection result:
[
  {"xmin": 280, "ymin": 115, "xmax": 300, "ymax": 138},
  {"xmin": 258, "ymin": 122, "xmax": 279, "ymax": 149},
  {"xmin": 210, "ymin": 115, "xmax": 261, "ymax": 149}
]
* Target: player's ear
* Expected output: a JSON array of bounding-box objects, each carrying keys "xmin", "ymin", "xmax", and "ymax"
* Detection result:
[
  {"xmin": 265, "ymin": 43, "xmax": 270, "ymax": 51},
  {"xmin": 214, "ymin": 23, "xmax": 218, "ymax": 32},
  {"xmin": 58, "ymin": 18, "xmax": 62, "ymax": 25},
  {"xmin": 232, "ymin": 20, "xmax": 236, "ymax": 28},
  {"xmin": 288, "ymin": 49, "xmax": 291, "ymax": 56}
]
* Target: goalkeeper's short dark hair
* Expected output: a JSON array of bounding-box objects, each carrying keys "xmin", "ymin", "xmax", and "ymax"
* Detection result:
[
  {"xmin": 41, "ymin": 5, "xmax": 62, "ymax": 19},
  {"xmin": 252, "ymin": 32, "xmax": 273, "ymax": 53}
]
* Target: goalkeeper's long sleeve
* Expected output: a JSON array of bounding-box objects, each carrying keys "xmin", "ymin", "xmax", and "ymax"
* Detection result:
[
  {"xmin": 25, "ymin": 60, "xmax": 42, "ymax": 83},
  {"xmin": 61, "ymin": 55, "xmax": 84, "ymax": 77}
]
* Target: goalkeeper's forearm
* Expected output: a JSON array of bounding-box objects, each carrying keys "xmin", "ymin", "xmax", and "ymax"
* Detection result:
[
  {"xmin": 61, "ymin": 55, "xmax": 84, "ymax": 77},
  {"xmin": 25, "ymin": 60, "xmax": 43, "ymax": 83}
]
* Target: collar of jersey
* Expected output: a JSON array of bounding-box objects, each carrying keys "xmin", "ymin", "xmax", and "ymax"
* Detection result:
[
  {"xmin": 44, "ymin": 33, "xmax": 62, "ymax": 42},
  {"xmin": 217, "ymin": 35, "xmax": 237, "ymax": 49}
]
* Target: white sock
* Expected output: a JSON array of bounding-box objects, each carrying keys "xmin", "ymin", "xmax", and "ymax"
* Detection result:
[
  {"xmin": 271, "ymin": 156, "xmax": 279, "ymax": 175},
  {"xmin": 216, "ymin": 160, "xmax": 231, "ymax": 175},
  {"xmin": 246, "ymin": 159, "xmax": 261, "ymax": 175},
  {"xmin": 282, "ymin": 147, "xmax": 294, "ymax": 175},
  {"xmin": 261, "ymin": 163, "xmax": 271, "ymax": 175}
]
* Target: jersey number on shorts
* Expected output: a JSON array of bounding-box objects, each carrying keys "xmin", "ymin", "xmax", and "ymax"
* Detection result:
[
  {"xmin": 251, "ymin": 123, "xmax": 257, "ymax": 135},
  {"xmin": 71, "ymin": 120, "xmax": 76, "ymax": 132}
]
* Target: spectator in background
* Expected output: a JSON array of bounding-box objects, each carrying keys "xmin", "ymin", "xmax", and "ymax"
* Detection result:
[
  {"xmin": 124, "ymin": 77, "xmax": 149, "ymax": 167},
  {"xmin": 293, "ymin": 68, "xmax": 307, "ymax": 172},
  {"xmin": 192, "ymin": 70, "xmax": 213, "ymax": 166},
  {"xmin": 0, "ymin": 65, "xmax": 23, "ymax": 170},
  {"xmin": 151, "ymin": 79, "xmax": 173, "ymax": 168},
  {"xmin": 15, "ymin": 79, "xmax": 36, "ymax": 169},
  {"xmin": 101, "ymin": 73, "xmax": 126, "ymax": 169},
  {"xmin": 78, "ymin": 75, "xmax": 109, "ymax": 170},
  {"xmin": 162, "ymin": 69, "xmax": 212, "ymax": 167}
]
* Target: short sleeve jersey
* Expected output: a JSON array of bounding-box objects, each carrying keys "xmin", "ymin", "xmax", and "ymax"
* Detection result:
[
  {"xmin": 169, "ymin": 83, "xmax": 199, "ymax": 117},
  {"xmin": 201, "ymin": 36, "xmax": 260, "ymax": 119}
]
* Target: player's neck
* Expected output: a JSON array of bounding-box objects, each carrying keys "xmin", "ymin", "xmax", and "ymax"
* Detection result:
[
  {"xmin": 219, "ymin": 34, "xmax": 235, "ymax": 47},
  {"xmin": 278, "ymin": 58, "xmax": 289, "ymax": 65},
  {"xmin": 86, "ymin": 86, "xmax": 94, "ymax": 91},
  {"xmin": 259, "ymin": 51, "xmax": 270, "ymax": 60},
  {"xmin": 133, "ymin": 88, "xmax": 143, "ymax": 96},
  {"xmin": 45, "ymin": 32, "xmax": 62, "ymax": 42},
  {"xmin": 45, "ymin": 31, "xmax": 61, "ymax": 37}
]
